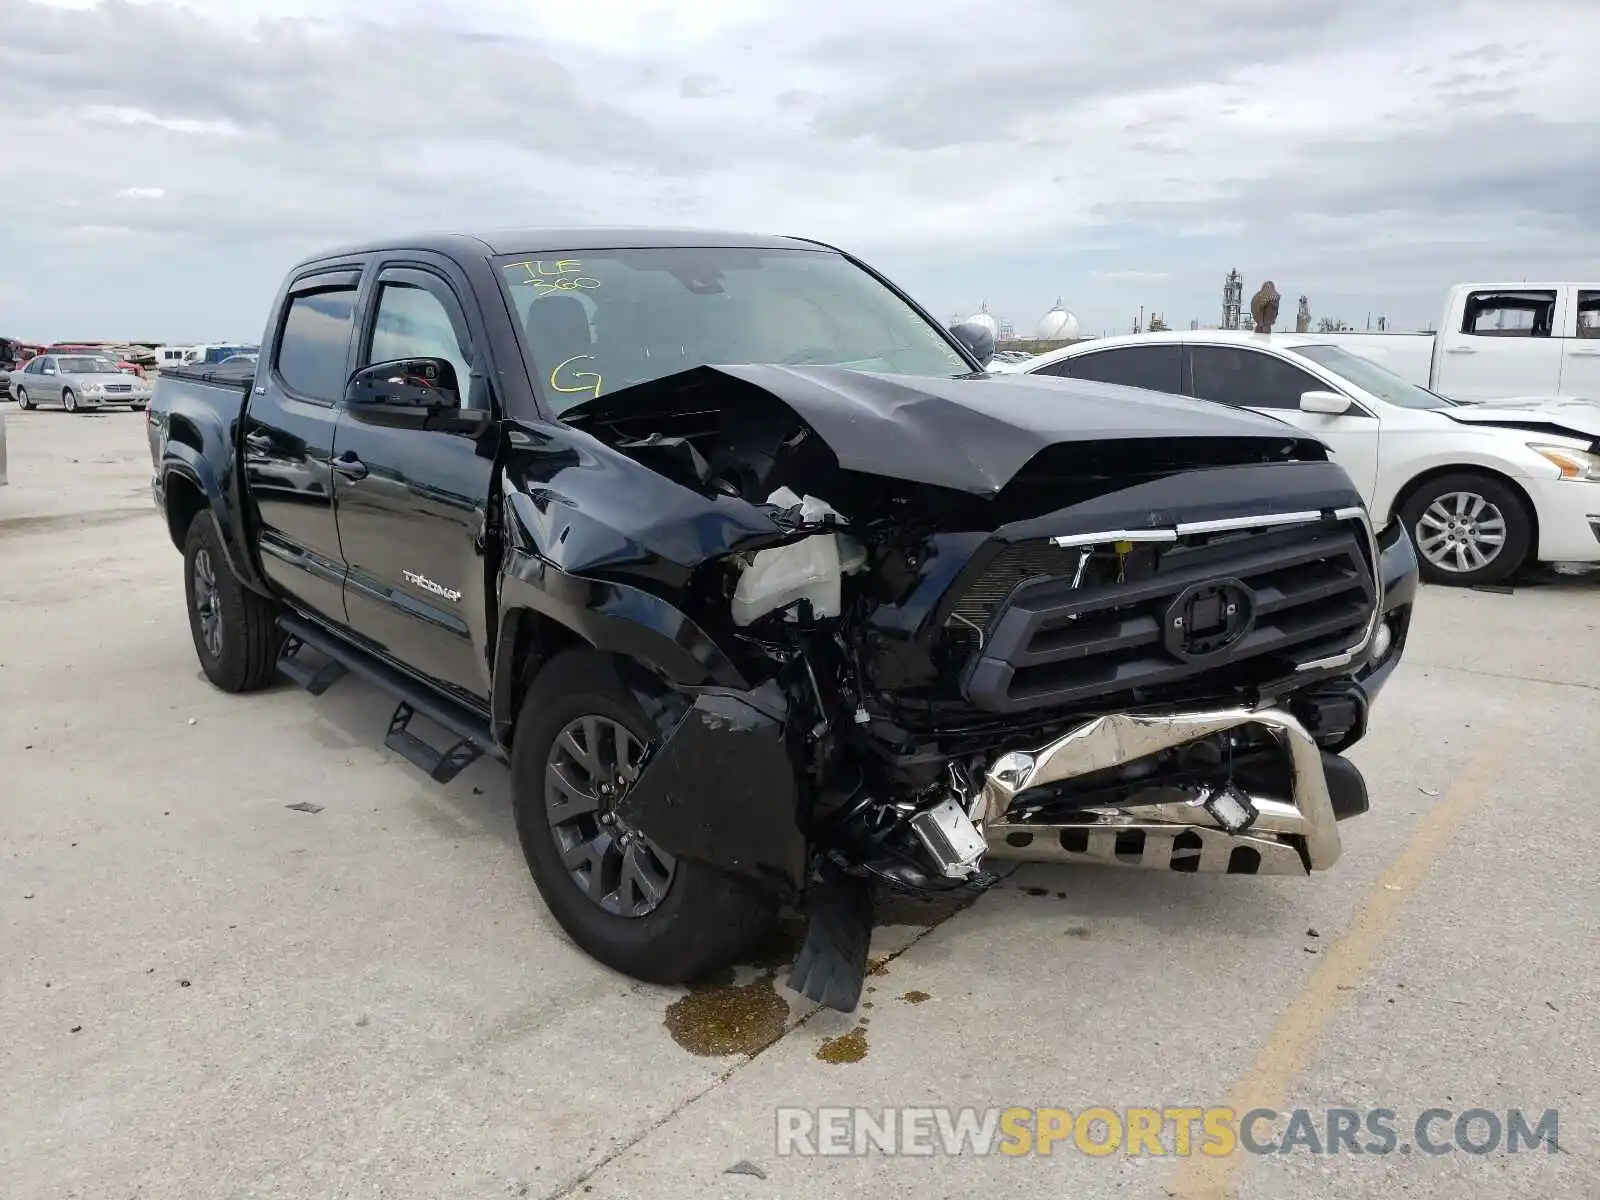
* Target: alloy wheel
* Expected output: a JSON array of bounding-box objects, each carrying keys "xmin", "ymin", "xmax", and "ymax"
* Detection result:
[
  {"xmin": 545, "ymin": 714, "xmax": 676, "ymax": 918},
  {"xmin": 1413, "ymin": 491, "xmax": 1507, "ymax": 575},
  {"xmin": 191, "ymin": 547, "xmax": 224, "ymax": 658}
]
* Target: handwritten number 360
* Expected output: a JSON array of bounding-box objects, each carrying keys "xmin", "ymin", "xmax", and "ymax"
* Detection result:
[{"xmin": 531, "ymin": 277, "xmax": 601, "ymax": 295}]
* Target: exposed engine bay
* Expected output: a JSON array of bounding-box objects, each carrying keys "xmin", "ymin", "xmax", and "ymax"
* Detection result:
[{"xmin": 536, "ymin": 364, "xmax": 1418, "ymax": 1011}]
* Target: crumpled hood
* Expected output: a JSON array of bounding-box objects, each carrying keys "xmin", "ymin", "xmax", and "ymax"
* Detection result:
[
  {"xmin": 562, "ymin": 364, "xmax": 1316, "ymax": 495},
  {"xmin": 1441, "ymin": 395, "xmax": 1600, "ymax": 441}
]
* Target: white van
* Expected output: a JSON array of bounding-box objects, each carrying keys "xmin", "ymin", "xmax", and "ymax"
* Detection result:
[{"xmin": 154, "ymin": 346, "xmax": 194, "ymax": 371}]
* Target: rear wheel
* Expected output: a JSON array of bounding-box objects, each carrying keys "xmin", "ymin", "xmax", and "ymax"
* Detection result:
[
  {"xmin": 182, "ymin": 514, "xmax": 284, "ymax": 692},
  {"xmin": 510, "ymin": 649, "xmax": 777, "ymax": 983},
  {"xmin": 1399, "ymin": 473, "xmax": 1531, "ymax": 587}
]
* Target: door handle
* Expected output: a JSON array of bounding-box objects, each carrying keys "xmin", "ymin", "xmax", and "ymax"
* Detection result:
[
  {"xmin": 331, "ymin": 452, "xmax": 368, "ymax": 481},
  {"xmin": 245, "ymin": 431, "xmax": 273, "ymax": 453},
  {"xmin": 1569, "ymin": 348, "xmax": 1600, "ymax": 356},
  {"xmin": 1444, "ymin": 346, "xmax": 1476, "ymax": 354}
]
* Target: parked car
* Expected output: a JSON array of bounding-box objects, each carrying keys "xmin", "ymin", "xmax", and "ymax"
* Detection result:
[
  {"xmin": 1316, "ymin": 282, "xmax": 1600, "ymax": 401},
  {"xmin": 183, "ymin": 343, "xmax": 258, "ymax": 366},
  {"xmin": 11, "ymin": 352, "xmax": 153, "ymax": 412},
  {"xmin": 147, "ymin": 227, "xmax": 1417, "ymax": 1011},
  {"xmin": 1012, "ymin": 330, "xmax": 1600, "ymax": 586}
]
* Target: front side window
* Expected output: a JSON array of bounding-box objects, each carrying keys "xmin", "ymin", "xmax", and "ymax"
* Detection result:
[
  {"xmin": 1461, "ymin": 290, "xmax": 1557, "ymax": 337},
  {"xmin": 367, "ymin": 282, "xmax": 471, "ymax": 405},
  {"xmin": 276, "ymin": 285, "xmax": 358, "ymax": 403},
  {"xmin": 1189, "ymin": 345, "xmax": 1325, "ymax": 410},
  {"xmin": 1035, "ymin": 344, "xmax": 1182, "ymax": 393},
  {"xmin": 496, "ymin": 246, "xmax": 971, "ymax": 414}
]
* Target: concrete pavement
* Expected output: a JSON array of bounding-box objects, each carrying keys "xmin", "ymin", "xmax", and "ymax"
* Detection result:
[{"xmin": 2, "ymin": 401, "xmax": 1596, "ymax": 1199}]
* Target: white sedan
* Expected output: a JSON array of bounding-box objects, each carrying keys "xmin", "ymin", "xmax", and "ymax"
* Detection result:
[{"xmin": 1006, "ymin": 331, "xmax": 1600, "ymax": 587}]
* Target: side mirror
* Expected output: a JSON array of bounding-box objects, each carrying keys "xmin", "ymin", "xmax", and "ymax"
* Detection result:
[
  {"xmin": 949, "ymin": 320, "xmax": 996, "ymax": 367},
  {"xmin": 42, "ymin": 367, "xmax": 56, "ymax": 376},
  {"xmin": 1300, "ymin": 389, "xmax": 1352, "ymax": 415},
  {"xmin": 344, "ymin": 358, "xmax": 490, "ymax": 435}
]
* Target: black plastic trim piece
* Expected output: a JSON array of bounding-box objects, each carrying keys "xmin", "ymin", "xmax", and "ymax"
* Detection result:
[{"xmin": 276, "ymin": 612, "xmax": 506, "ymax": 772}]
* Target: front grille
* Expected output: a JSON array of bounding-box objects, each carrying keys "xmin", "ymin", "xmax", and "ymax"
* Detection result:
[
  {"xmin": 103, "ymin": 383, "xmax": 133, "ymax": 394},
  {"xmin": 958, "ymin": 518, "xmax": 1377, "ymax": 714}
]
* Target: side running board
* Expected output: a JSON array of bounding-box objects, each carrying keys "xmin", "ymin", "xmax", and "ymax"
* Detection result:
[{"xmin": 275, "ymin": 613, "xmax": 506, "ymax": 784}]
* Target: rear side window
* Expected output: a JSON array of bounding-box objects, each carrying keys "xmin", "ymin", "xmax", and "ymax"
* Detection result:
[
  {"xmin": 1460, "ymin": 290, "xmax": 1556, "ymax": 337},
  {"xmin": 1190, "ymin": 345, "xmax": 1324, "ymax": 410},
  {"xmin": 276, "ymin": 286, "xmax": 358, "ymax": 402},
  {"xmin": 1577, "ymin": 290, "xmax": 1600, "ymax": 339},
  {"xmin": 1037, "ymin": 345, "xmax": 1182, "ymax": 393}
]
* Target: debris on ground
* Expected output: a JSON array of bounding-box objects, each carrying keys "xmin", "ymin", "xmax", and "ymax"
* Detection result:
[
  {"xmin": 724, "ymin": 1161, "xmax": 768, "ymax": 1179},
  {"xmin": 286, "ymin": 801, "xmax": 324, "ymax": 814}
]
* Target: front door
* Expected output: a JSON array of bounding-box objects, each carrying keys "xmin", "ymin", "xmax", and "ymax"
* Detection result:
[
  {"xmin": 1186, "ymin": 343, "xmax": 1382, "ymax": 504},
  {"xmin": 332, "ymin": 262, "xmax": 497, "ymax": 702},
  {"xmin": 1433, "ymin": 288, "xmax": 1565, "ymax": 400},
  {"xmin": 243, "ymin": 269, "xmax": 361, "ymax": 623}
]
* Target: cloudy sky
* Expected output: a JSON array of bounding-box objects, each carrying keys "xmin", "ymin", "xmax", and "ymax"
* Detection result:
[{"xmin": 2, "ymin": 0, "xmax": 1595, "ymax": 343}]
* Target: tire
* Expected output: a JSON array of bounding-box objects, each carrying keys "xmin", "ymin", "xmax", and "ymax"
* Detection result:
[
  {"xmin": 510, "ymin": 649, "xmax": 777, "ymax": 984},
  {"xmin": 1398, "ymin": 472, "xmax": 1532, "ymax": 587},
  {"xmin": 182, "ymin": 513, "xmax": 284, "ymax": 692},
  {"xmin": 62, "ymin": 388, "xmax": 79, "ymax": 413},
  {"xmin": 15, "ymin": 387, "xmax": 31, "ymax": 410}
]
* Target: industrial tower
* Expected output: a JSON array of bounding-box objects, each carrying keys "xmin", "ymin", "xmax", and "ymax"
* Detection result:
[{"xmin": 1223, "ymin": 270, "xmax": 1244, "ymax": 330}]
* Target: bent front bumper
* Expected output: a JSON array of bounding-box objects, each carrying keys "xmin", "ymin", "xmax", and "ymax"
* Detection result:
[{"xmin": 978, "ymin": 707, "xmax": 1349, "ymax": 876}]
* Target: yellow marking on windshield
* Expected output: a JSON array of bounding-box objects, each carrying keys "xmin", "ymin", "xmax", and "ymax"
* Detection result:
[
  {"xmin": 550, "ymin": 354, "xmax": 603, "ymax": 400},
  {"xmin": 507, "ymin": 259, "xmax": 602, "ymax": 297}
]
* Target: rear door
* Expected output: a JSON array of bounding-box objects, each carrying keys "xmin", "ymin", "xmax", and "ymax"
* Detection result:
[
  {"xmin": 1433, "ymin": 288, "xmax": 1565, "ymax": 399},
  {"xmin": 1186, "ymin": 343, "xmax": 1381, "ymax": 502},
  {"xmin": 331, "ymin": 257, "xmax": 497, "ymax": 702},
  {"xmin": 1557, "ymin": 286, "xmax": 1600, "ymax": 399},
  {"xmin": 242, "ymin": 267, "xmax": 363, "ymax": 623}
]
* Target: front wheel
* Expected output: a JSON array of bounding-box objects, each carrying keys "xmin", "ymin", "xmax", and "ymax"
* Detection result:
[
  {"xmin": 1398, "ymin": 473, "xmax": 1531, "ymax": 587},
  {"xmin": 182, "ymin": 514, "xmax": 284, "ymax": 692},
  {"xmin": 15, "ymin": 387, "xmax": 31, "ymax": 410},
  {"xmin": 510, "ymin": 649, "xmax": 777, "ymax": 984}
]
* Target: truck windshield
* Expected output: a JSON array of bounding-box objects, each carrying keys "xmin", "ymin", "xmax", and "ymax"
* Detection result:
[
  {"xmin": 1294, "ymin": 344, "xmax": 1460, "ymax": 410},
  {"xmin": 496, "ymin": 246, "xmax": 972, "ymax": 413}
]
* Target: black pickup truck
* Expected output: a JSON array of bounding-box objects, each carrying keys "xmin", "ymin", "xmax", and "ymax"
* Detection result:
[{"xmin": 149, "ymin": 228, "xmax": 1418, "ymax": 1010}]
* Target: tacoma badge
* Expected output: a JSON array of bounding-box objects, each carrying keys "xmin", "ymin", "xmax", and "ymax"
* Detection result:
[{"xmin": 402, "ymin": 570, "xmax": 463, "ymax": 602}]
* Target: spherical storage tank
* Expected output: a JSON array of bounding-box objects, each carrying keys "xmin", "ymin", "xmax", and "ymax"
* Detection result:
[
  {"xmin": 1036, "ymin": 301, "xmax": 1079, "ymax": 340},
  {"xmin": 964, "ymin": 310, "xmax": 1000, "ymax": 338}
]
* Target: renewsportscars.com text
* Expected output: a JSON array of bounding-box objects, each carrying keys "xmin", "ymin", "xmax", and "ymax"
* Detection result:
[{"xmin": 774, "ymin": 1106, "xmax": 1562, "ymax": 1158}]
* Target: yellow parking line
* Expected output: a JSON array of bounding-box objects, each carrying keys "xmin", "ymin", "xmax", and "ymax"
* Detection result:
[{"xmin": 1163, "ymin": 695, "xmax": 1524, "ymax": 1199}]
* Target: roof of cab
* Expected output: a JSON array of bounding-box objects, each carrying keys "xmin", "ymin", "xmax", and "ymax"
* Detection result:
[{"xmin": 293, "ymin": 227, "xmax": 832, "ymax": 269}]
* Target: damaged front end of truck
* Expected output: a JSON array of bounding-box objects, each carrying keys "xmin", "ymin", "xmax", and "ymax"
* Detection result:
[{"xmin": 495, "ymin": 364, "xmax": 1419, "ymax": 1011}]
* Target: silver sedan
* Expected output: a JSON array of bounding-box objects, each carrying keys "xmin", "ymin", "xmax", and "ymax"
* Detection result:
[{"xmin": 11, "ymin": 354, "xmax": 152, "ymax": 412}]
